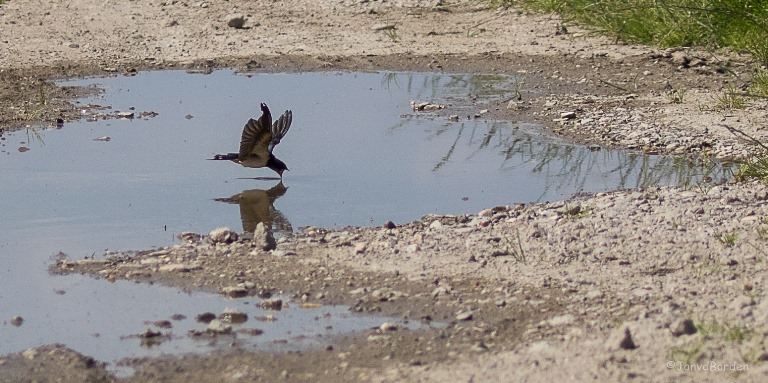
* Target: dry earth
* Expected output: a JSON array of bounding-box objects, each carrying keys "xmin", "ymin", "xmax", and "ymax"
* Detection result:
[{"xmin": 2, "ymin": 0, "xmax": 768, "ymax": 382}]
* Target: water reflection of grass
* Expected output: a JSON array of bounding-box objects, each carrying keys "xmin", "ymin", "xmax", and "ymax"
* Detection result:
[
  {"xmin": 381, "ymin": 72, "xmax": 515, "ymax": 101},
  {"xmin": 380, "ymin": 71, "xmax": 732, "ymax": 197},
  {"xmin": 428, "ymin": 120, "xmax": 733, "ymax": 198}
]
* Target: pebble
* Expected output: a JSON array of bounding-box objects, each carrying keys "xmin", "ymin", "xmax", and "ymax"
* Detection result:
[
  {"xmin": 379, "ymin": 322, "xmax": 398, "ymax": 331},
  {"xmin": 22, "ymin": 348, "xmax": 37, "ymax": 360},
  {"xmin": 226, "ymin": 14, "xmax": 245, "ymax": 29},
  {"xmin": 547, "ymin": 314, "xmax": 575, "ymax": 326},
  {"xmin": 456, "ymin": 310, "xmax": 473, "ymax": 321},
  {"xmin": 429, "ymin": 220, "xmax": 443, "ymax": 230},
  {"xmin": 10, "ymin": 316, "xmax": 23, "ymax": 326},
  {"xmin": 253, "ymin": 222, "xmax": 276, "ymax": 251},
  {"xmin": 219, "ymin": 308, "xmax": 248, "ymax": 324},
  {"xmin": 209, "ymin": 227, "xmax": 238, "ymax": 244},
  {"xmin": 221, "ymin": 286, "xmax": 248, "ymax": 298},
  {"xmin": 372, "ymin": 23, "xmax": 396, "ymax": 31},
  {"xmin": 259, "ymin": 298, "xmax": 284, "ymax": 310},
  {"xmin": 196, "ymin": 312, "xmax": 216, "ymax": 323},
  {"xmin": 670, "ymin": 318, "xmax": 697, "ymax": 337},
  {"xmin": 206, "ymin": 319, "xmax": 232, "ymax": 334}
]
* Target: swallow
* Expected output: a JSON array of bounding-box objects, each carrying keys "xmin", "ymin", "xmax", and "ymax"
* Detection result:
[{"xmin": 211, "ymin": 103, "xmax": 293, "ymax": 177}]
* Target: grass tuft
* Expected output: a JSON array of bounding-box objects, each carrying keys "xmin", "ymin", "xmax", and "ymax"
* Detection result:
[{"xmin": 495, "ymin": 0, "xmax": 768, "ymax": 65}]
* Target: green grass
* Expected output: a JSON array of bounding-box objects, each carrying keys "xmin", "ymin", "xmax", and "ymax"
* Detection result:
[
  {"xmin": 668, "ymin": 319, "xmax": 756, "ymax": 365},
  {"xmin": 717, "ymin": 232, "xmax": 739, "ymax": 247},
  {"xmin": 713, "ymin": 84, "xmax": 747, "ymax": 110},
  {"xmin": 384, "ymin": 28, "xmax": 400, "ymax": 43},
  {"xmin": 495, "ymin": 0, "xmax": 768, "ymax": 65},
  {"xmin": 665, "ymin": 86, "xmax": 687, "ymax": 104},
  {"xmin": 735, "ymin": 153, "xmax": 768, "ymax": 182}
]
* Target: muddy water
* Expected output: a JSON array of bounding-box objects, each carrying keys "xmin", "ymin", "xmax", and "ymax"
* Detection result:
[{"xmin": 0, "ymin": 70, "xmax": 728, "ymax": 367}]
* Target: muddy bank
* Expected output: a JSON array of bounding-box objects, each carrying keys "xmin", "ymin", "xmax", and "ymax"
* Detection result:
[{"xmin": 53, "ymin": 180, "xmax": 768, "ymax": 382}]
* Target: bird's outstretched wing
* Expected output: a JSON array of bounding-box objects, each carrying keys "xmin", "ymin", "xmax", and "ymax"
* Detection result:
[
  {"xmin": 238, "ymin": 103, "xmax": 273, "ymax": 167},
  {"xmin": 268, "ymin": 109, "xmax": 292, "ymax": 153}
]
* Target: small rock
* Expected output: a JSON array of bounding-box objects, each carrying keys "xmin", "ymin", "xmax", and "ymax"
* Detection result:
[
  {"xmin": 383, "ymin": 221, "xmax": 396, "ymax": 229},
  {"xmin": 560, "ymin": 111, "xmax": 577, "ymax": 119},
  {"xmin": 221, "ymin": 286, "xmax": 248, "ymax": 298},
  {"xmin": 670, "ymin": 318, "xmax": 697, "ymax": 337},
  {"xmin": 209, "ymin": 227, "xmax": 238, "ymax": 244},
  {"xmin": 206, "ymin": 319, "xmax": 232, "ymax": 334},
  {"xmin": 379, "ymin": 323, "xmax": 398, "ymax": 331},
  {"xmin": 219, "ymin": 308, "xmax": 248, "ymax": 324},
  {"xmin": 405, "ymin": 244, "xmax": 420, "ymax": 253},
  {"xmin": 367, "ymin": 334, "xmax": 391, "ymax": 342},
  {"xmin": 153, "ymin": 320, "xmax": 172, "ymax": 329},
  {"xmin": 372, "ymin": 23, "xmax": 396, "ymax": 31},
  {"xmin": 178, "ymin": 232, "xmax": 203, "ymax": 242},
  {"xmin": 259, "ymin": 298, "xmax": 284, "ymax": 310},
  {"xmin": 253, "ymin": 222, "xmax": 276, "ymax": 251},
  {"xmin": 10, "ymin": 316, "xmax": 23, "ymax": 326},
  {"xmin": 196, "ymin": 312, "xmax": 217, "ymax": 323},
  {"xmin": 456, "ymin": 310, "xmax": 473, "ymax": 321},
  {"xmin": 22, "ymin": 348, "xmax": 38, "ymax": 360},
  {"xmin": 614, "ymin": 327, "xmax": 637, "ymax": 350},
  {"xmin": 138, "ymin": 328, "xmax": 163, "ymax": 339},
  {"xmin": 429, "ymin": 220, "xmax": 443, "ymax": 229},
  {"xmin": 471, "ymin": 341, "xmax": 489, "ymax": 352},
  {"xmin": 226, "ymin": 14, "xmax": 246, "ymax": 29},
  {"xmin": 354, "ymin": 242, "xmax": 367, "ymax": 254},
  {"xmin": 116, "ymin": 111, "xmax": 134, "ymax": 119},
  {"xmin": 548, "ymin": 314, "xmax": 575, "ymax": 326}
]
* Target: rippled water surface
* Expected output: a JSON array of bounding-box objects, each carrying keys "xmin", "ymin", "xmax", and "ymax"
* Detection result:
[{"xmin": 0, "ymin": 70, "xmax": 728, "ymax": 368}]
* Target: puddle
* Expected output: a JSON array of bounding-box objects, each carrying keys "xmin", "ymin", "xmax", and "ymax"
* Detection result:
[{"xmin": 0, "ymin": 70, "xmax": 730, "ymax": 368}]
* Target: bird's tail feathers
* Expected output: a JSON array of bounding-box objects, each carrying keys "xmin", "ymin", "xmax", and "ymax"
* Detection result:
[{"xmin": 209, "ymin": 153, "xmax": 239, "ymax": 161}]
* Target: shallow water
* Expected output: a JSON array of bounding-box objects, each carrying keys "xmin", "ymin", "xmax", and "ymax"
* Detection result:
[{"xmin": 0, "ymin": 70, "xmax": 728, "ymax": 367}]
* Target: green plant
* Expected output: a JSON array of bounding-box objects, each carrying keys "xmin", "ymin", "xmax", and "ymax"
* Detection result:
[
  {"xmin": 666, "ymin": 86, "xmax": 687, "ymax": 104},
  {"xmin": 697, "ymin": 320, "xmax": 755, "ymax": 343},
  {"xmin": 713, "ymin": 84, "xmax": 747, "ymax": 110},
  {"xmin": 749, "ymin": 69, "xmax": 768, "ymax": 97},
  {"xmin": 513, "ymin": 76, "xmax": 525, "ymax": 101},
  {"xmin": 494, "ymin": 0, "xmax": 768, "ymax": 65},
  {"xmin": 22, "ymin": 84, "xmax": 46, "ymax": 144},
  {"xmin": 494, "ymin": 229, "xmax": 528, "ymax": 264},
  {"xmin": 384, "ymin": 28, "xmax": 400, "ymax": 43},
  {"xmin": 717, "ymin": 232, "xmax": 738, "ymax": 247},
  {"xmin": 669, "ymin": 342, "xmax": 705, "ymax": 365},
  {"xmin": 669, "ymin": 319, "xmax": 756, "ymax": 366},
  {"xmin": 735, "ymin": 153, "xmax": 768, "ymax": 182}
]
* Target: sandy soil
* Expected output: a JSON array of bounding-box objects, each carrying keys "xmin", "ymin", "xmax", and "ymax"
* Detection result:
[{"xmin": 2, "ymin": 0, "xmax": 768, "ymax": 382}]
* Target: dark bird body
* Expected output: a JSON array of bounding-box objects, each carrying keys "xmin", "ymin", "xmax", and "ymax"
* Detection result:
[{"xmin": 211, "ymin": 103, "xmax": 293, "ymax": 177}]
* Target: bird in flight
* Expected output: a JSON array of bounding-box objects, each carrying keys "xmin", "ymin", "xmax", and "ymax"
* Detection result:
[{"xmin": 211, "ymin": 103, "xmax": 293, "ymax": 178}]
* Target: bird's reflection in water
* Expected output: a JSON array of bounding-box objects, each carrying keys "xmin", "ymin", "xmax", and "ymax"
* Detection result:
[{"xmin": 214, "ymin": 182, "xmax": 292, "ymax": 234}]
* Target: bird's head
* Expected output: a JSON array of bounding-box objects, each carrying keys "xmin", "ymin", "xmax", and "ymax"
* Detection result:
[{"xmin": 267, "ymin": 155, "xmax": 289, "ymax": 178}]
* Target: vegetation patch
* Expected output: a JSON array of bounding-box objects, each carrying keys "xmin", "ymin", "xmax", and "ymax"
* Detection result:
[{"xmin": 497, "ymin": 0, "xmax": 768, "ymax": 65}]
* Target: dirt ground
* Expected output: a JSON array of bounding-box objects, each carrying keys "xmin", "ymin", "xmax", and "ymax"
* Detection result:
[{"xmin": 2, "ymin": 0, "xmax": 768, "ymax": 382}]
